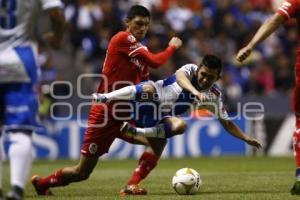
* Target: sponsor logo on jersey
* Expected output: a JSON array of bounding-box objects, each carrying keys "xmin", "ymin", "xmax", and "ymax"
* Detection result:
[
  {"xmin": 130, "ymin": 58, "xmax": 145, "ymax": 71},
  {"xmin": 127, "ymin": 35, "xmax": 136, "ymax": 43},
  {"xmin": 129, "ymin": 43, "xmax": 142, "ymax": 50}
]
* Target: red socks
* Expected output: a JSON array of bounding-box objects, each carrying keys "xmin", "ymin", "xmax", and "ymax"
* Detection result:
[
  {"xmin": 127, "ymin": 152, "xmax": 159, "ymax": 185},
  {"xmin": 38, "ymin": 169, "xmax": 69, "ymax": 188}
]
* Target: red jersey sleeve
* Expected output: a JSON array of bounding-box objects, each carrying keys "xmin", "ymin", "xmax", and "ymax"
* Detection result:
[
  {"xmin": 134, "ymin": 45, "xmax": 176, "ymax": 69},
  {"xmin": 277, "ymin": 0, "xmax": 300, "ymax": 20},
  {"xmin": 116, "ymin": 32, "xmax": 176, "ymax": 69}
]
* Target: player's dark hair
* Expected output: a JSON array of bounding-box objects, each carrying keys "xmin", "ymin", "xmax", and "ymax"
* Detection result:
[
  {"xmin": 126, "ymin": 5, "xmax": 151, "ymax": 21},
  {"xmin": 201, "ymin": 55, "xmax": 223, "ymax": 75}
]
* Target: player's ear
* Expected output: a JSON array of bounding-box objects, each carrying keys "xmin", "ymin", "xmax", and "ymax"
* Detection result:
[{"xmin": 125, "ymin": 18, "xmax": 130, "ymax": 27}]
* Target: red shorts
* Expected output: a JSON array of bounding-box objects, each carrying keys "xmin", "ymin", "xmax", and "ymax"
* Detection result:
[
  {"xmin": 296, "ymin": 64, "xmax": 300, "ymax": 85},
  {"xmin": 81, "ymin": 103, "xmax": 134, "ymax": 157}
]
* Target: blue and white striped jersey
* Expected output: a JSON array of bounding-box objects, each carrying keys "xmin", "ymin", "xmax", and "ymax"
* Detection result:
[{"xmin": 0, "ymin": 0, "xmax": 62, "ymax": 83}]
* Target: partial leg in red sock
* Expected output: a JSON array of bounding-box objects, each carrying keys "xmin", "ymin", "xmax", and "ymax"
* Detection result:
[{"xmin": 127, "ymin": 152, "xmax": 159, "ymax": 185}]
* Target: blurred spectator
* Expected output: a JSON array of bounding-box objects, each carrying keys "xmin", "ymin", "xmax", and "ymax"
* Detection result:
[
  {"xmin": 39, "ymin": 85, "xmax": 52, "ymax": 120},
  {"xmin": 274, "ymin": 55, "xmax": 294, "ymax": 93},
  {"xmin": 212, "ymin": 32, "xmax": 236, "ymax": 65},
  {"xmin": 65, "ymin": 0, "xmax": 103, "ymax": 59},
  {"xmin": 98, "ymin": 0, "xmax": 122, "ymax": 35},
  {"xmin": 253, "ymin": 60, "xmax": 275, "ymax": 95},
  {"xmin": 165, "ymin": 1, "xmax": 194, "ymax": 33},
  {"xmin": 221, "ymin": 71, "xmax": 242, "ymax": 112}
]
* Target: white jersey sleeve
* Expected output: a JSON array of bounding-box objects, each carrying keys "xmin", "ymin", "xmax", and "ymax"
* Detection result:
[
  {"xmin": 41, "ymin": 0, "xmax": 63, "ymax": 10},
  {"xmin": 177, "ymin": 64, "xmax": 199, "ymax": 80}
]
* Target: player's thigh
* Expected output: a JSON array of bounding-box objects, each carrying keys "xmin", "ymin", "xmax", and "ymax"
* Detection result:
[
  {"xmin": 81, "ymin": 105, "xmax": 122, "ymax": 156},
  {"xmin": 136, "ymin": 81, "xmax": 157, "ymax": 101},
  {"xmin": 118, "ymin": 133, "xmax": 150, "ymax": 145},
  {"xmin": 155, "ymin": 76, "xmax": 182, "ymax": 103},
  {"xmin": 162, "ymin": 116, "xmax": 187, "ymax": 135},
  {"xmin": 82, "ymin": 123, "xmax": 121, "ymax": 156}
]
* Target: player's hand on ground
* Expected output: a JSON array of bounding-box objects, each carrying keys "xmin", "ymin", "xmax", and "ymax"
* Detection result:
[
  {"xmin": 194, "ymin": 92, "xmax": 216, "ymax": 103},
  {"xmin": 43, "ymin": 32, "xmax": 63, "ymax": 50},
  {"xmin": 236, "ymin": 45, "xmax": 253, "ymax": 63},
  {"xmin": 169, "ymin": 37, "xmax": 182, "ymax": 49},
  {"xmin": 194, "ymin": 92, "xmax": 209, "ymax": 103},
  {"xmin": 245, "ymin": 137, "xmax": 262, "ymax": 149}
]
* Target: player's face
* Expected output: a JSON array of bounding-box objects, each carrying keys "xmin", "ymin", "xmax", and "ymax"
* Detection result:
[
  {"xmin": 126, "ymin": 16, "xmax": 150, "ymax": 41},
  {"xmin": 196, "ymin": 65, "xmax": 220, "ymax": 90}
]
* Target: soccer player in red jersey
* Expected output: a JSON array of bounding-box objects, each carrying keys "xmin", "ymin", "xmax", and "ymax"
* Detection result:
[
  {"xmin": 236, "ymin": 0, "xmax": 300, "ymax": 195},
  {"xmin": 31, "ymin": 5, "xmax": 182, "ymax": 196}
]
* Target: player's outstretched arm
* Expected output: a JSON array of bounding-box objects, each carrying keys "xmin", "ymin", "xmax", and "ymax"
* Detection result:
[
  {"xmin": 219, "ymin": 119, "xmax": 262, "ymax": 148},
  {"xmin": 136, "ymin": 37, "xmax": 182, "ymax": 68},
  {"xmin": 44, "ymin": 7, "xmax": 65, "ymax": 49},
  {"xmin": 236, "ymin": 13, "xmax": 284, "ymax": 63},
  {"xmin": 176, "ymin": 70, "xmax": 198, "ymax": 95},
  {"xmin": 175, "ymin": 70, "xmax": 208, "ymax": 101}
]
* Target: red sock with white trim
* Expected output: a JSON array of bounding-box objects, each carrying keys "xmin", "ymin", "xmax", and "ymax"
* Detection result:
[{"xmin": 127, "ymin": 152, "xmax": 159, "ymax": 185}]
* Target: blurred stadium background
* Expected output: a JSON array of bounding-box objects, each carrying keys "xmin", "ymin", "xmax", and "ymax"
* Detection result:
[{"xmin": 3, "ymin": 0, "xmax": 295, "ymax": 160}]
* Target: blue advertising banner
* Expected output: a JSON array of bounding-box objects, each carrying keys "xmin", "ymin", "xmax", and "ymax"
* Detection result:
[{"xmin": 3, "ymin": 117, "xmax": 248, "ymax": 160}]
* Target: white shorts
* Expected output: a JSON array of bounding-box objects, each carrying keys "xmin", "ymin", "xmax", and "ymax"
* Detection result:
[{"xmin": 140, "ymin": 75, "xmax": 184, "ymax": 106}]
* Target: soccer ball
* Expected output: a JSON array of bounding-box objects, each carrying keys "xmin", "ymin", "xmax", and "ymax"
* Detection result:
[{"xmin": 172, "ymin": 168, "xmax": 201, "ymax": 195}]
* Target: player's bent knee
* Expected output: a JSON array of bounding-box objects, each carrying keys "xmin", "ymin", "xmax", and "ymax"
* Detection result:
[
  {"xmin": 142, "ymin": 84, "xmax": 155, "ymax": 97},
  {"xmin": 171, "ymin": 119, "xmax": 187, "ymax": 135}
]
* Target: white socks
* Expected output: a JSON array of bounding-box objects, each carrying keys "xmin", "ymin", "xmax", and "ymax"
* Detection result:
[
  {"xmin": 8, "ymin": 133, "xmax": 32, "ymax": 189},
  {"xmin": 104, "ymin": 85, "xmax": 137, "ymax": 101},
  {"xmin": 135, "ymin": 124, "xmax": 166, "ymax": 138}
]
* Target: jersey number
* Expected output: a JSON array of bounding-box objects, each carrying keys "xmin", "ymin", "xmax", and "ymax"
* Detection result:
[{"xmin": 0, "ymin": 0, "xmax": 17, "ymax": 29}]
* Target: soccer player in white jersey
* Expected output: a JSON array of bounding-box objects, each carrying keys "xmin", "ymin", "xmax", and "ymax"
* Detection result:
[
  {"xmin": 0, "ymin": 0, "xmax": 65, "ymax": 199},
  {"xmin": 93, "ymin": 55, "xmax": 262, "ymax": 194}
]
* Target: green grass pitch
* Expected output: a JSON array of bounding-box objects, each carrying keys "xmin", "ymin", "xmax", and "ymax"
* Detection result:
[{"xmin": 2, "ymin": 157, "xmax": 300, "ymax": 199}]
